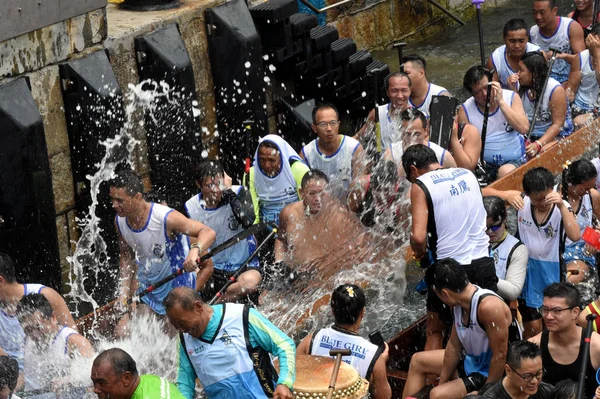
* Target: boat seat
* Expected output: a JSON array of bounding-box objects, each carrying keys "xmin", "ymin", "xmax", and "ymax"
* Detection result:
[
  {"xmin": 250, "ymin": 0, "xmax": 297, "ymax": 23},
  {"xmin": 310, "ymin": 25, "xmax": 339, "ymax": 52},
  {"xmin": 290, "ymin": 13, "xmax": 318, "ymax": 39}
]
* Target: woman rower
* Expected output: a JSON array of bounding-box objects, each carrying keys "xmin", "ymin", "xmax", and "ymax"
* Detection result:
[
  {"xmin": 517, "ymin": 51, "xmax": 574, "ymax": 158},
  {"xmin": 568, "ymin": 0, "xmax": 600, "ymax": 39}
]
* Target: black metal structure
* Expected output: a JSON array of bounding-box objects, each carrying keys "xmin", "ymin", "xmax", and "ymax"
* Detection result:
[
  {"xmin": 205, "ymin": 0, "xmax": 268, "ymax": 182},
  {"xmin": 121, "ymin": 0, "xmax": 180, "ymax": 11},
  {"xmin": 134, "ymin": 23, "xmax": 203, "ymax": 211},
  {"xmin": 0, "ymin": 78, "xmax": 61, "ymax": 289},
  {"xmin": 277, "ymin": 95, "xmax": 315, "ymax": 150},
  {"xmin": 59, "ymin": 50, "xmax": 125, "ymax": 305}
]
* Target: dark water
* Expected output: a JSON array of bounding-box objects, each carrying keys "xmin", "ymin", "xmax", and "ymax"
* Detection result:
[{"xmin": 372, "ymin": 0, "xmax": 574, "ymax": 101}]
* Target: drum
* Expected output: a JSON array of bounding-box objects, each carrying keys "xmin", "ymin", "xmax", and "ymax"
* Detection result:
[{"xmin": 277, "ymin": 355, "xmax": 369, "ymax": 398}]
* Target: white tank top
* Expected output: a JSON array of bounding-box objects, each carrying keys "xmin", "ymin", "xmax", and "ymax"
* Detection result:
[
  {"xmin": 0, "ymin": 284, "xmax": 47, "ymax": 371},
  {"xmin": 416, "ymin": 168, "xmax": 490, "ymax": 264},
  {"xmin": 117, "ymin": 203, "xmax": 194, "ymax": 313},
  {"xmin": 491, "ymin": 43, "xmax": 541, "ymax": 89},
  {"xmin": 185, "ymin": 186, "xmax": 257, "ymax": 272},
  {"xmin": 462, "ymin": 90, "xmax": 525, "ymax": 165},
  {"xmin": 566, "ymin": 191, "xmax": 593, "ymax": 247},
  {"xmin": 453, "ymin": 287, "xmax": 499, "ymax": 376},
  {"xmin": 301, "ymin": 135, "xmax": 360, "ymax": 200},
  {"xmin": 574, "ymin": 50, "xmax": 599, "ymax": 111},
  {"xmin": 24, "ymin": 326, "xmax": 80, "ymax": 397},
  {"xmin": 389, "ymin": 141, "xmax": 446, "ymax": 166},
  {"xmin": 521, "ymin": 77, "xmax": 573, "ymax": 139},
  {"xmin": 490, "ymin": 234, "xmax": 523, "ymax": 280},
  {"xmin": 409, "ymin": 83, "xmax": 449, "ymax": 118},
  {"xmin": 592, "ymin": 157, "xmax": 600, "ymax": 188},
  {"xmin": 530, "ymin": 17, "xmax": 575, "ymax": 82},
  {"xmin": 377, "ymin": 103, "xmax": 402, "ymax": 150},
  {"xmin": 309, "ymin": 326, "xmax": 382, "ymax": 380}
]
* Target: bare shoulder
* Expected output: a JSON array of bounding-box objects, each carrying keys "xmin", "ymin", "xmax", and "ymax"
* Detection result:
[
  {"xmin": 478, "ymin": 295, "xmax": 510, "ymax": 322},
  {"xmin": 280, "ymin": 202, "xmax": 302, "ymax": 222},
  {"xmin": 528, "ymin": 332, "xmax": 542, "ymax": 346}
]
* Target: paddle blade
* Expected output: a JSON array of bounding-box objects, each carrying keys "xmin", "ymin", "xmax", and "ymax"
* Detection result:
[{"xmin": 429, "ymin": 96, "xmax": 460, "ymax": 149}]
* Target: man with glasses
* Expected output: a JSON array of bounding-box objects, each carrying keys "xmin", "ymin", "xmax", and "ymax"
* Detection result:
[
  {"xmin": 529, "ymin": 282, "xmax": 600, "ymax": 398},
  {"xmin": 482, "ymin": 340, "xmax": 552, "ymax": 398},
  {"xmin": 300, "ymin": 103, "xmax": 364, "ymax": 201}
]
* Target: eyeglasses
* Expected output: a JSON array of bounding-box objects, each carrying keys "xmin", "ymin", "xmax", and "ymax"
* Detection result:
[
  {"xmin": 486, "ymin": 223, "xmax": 503, "ymax": 232},
  {"xmin": 540, "ymin": 306, "xmax": 576, "ymax": 317},
  {"xmin": 508, "ymin": 364, "xmax": 544, "ymax": 382},
  {"xmin": 315, "ymin": 120, "xmax": 340, "ymax": 128}
]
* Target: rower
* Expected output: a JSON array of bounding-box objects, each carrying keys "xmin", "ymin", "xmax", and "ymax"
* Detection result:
[
  {"xmin": 17, "ymin": 293, "xmax": 93, "ymax": 398},
  {"xmin": 402, "ymin": 144, "xmax": 498, "ymax": 351},
  {"xmin": 459, "ymin": 65, "xmax": 529, "ymax": 180},
  {"xmin": 513, "ymin": 167, "xmax": 580, "ymax": 338},
  {"xmin": 91, "ymin": 348, "xmax": 185, "ymax": 399},
  {"xmin": 300, "ymin": 103, "xmax": 364, "ymax": 201},
  {"xmin": 297, "ymin": 284, "xmax": 391, "ymax": 399},
  {"xmin": 353, "ymin": 72, "xmax": 412, "ymax": 151},
  {"xmin": 518, "ymin": 51, "xmax": 573, "ymax": 157},
  {"xmin": 402, "ymin": 54, "xmax": 451, "ymax": 118},
  {"xmin": 560, "ymin": 160, "xmax": 600, "ymax": 284},
  {"xmin": 185, "ymin": 160, "xmax": 260, "ymax": 304},
  {"xmin": 0, "ymin": 356, "xmax": 18, "ymax": 399},
  {"xmin": 481, "ymin": 341, "xmax": 553, "ymax": 399},
  {"xmin": 529, "ymin": 282, "xmax": 600, "ymax": 398},
  {"xmin": 488, "ymin": 18, "xmax": 542, "ymax": 91},
  {"xmin": 530, "ymin": 0, "xmax": 585, "ymax": 85},
  {"xmin": 383, "ymin": 108, "xmax": 457, "ymax": 176},
  {"xmin": 402, "ymin": 258, "xmax": 511, "ymax": 399},
  {"xmin": 109, "ymin": 170, "xmax": 216, "ymax": 336},
  {"xmin": 165, "ymin": 287, "xmax": 295, "ymax": 399},
  {"xmin": 564, "ymin": 24, "xmax": 600, "ymax": 128},
  {"xmin": 568, "ymin": 0, "xmax": 600, "ymax": 39},
  {"xmin": 0, "ymin": 252, "xmax": 75, "ymax": 391},
  {"xmin": 448, "ymin": 106, "xmax": 481, "ymax": 172}
]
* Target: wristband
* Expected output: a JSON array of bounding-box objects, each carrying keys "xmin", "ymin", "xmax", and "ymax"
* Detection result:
[
  {"xmin": 534, "ymin": 140, "xmax": 542, "ymax": 153},
  {"xmin": 190, "ymin": 242, "xmax": 202, "ymax": 252}
]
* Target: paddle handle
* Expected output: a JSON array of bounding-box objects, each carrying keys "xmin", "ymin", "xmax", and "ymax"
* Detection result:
[
  {"xmin": 326, "ymin": 349, "xmax": 352, "ymax": 399},
  {"xmin": 576, "ymin": 313, "xmax": 597, "ymax": 399}
]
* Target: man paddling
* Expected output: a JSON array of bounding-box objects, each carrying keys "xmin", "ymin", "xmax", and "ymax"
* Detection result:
[
  {"xmin": 185, "ymin": 160, "xmax": 261, "ymax": 304},
  {"xmin": 110, "ymin": 170, "xmax": 216, "ymax": 336},
  {"xmin": 165, "ymin": 287, "xmax": 295, "ymax": 399},
  {"xmin": 91, "ymin": 348, "xmax": 185, "ymax": 399},
  {"xmin": 530, "ymin": 0, "xmax": 585, "ymax": 85},
  {"xmin": 402, "ymin": 54, "xmax": 451, "ymax": 118},
  {"xmin": 403, "ymin": 144, "xmax": 498, "ymax": 351}
]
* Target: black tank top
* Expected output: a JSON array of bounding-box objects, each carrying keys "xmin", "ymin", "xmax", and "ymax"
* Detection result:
[{"xmin": 540, "ymin": 329, "xmax": 596, "ymax": 398}]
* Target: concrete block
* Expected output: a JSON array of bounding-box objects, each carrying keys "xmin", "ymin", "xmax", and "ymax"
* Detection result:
[{"xmin": 50, "ymin": 152, "xmax": 75, "ymax": 214}]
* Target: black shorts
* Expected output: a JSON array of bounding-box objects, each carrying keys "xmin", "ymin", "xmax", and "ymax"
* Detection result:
[
  {"xmin": 517, "ymin": 298, "xmax": 542, "ymax": 322},
  {"xmin": 457, "ymin": 362, "xmax": 487, "ymax": 393},
  {"xmin": 426, "ymin": 257, "xmax": 498, "ymax": 325},
  {"xmin": 201, "ymin": 267, "xmax": 261, "ymax": 305}
]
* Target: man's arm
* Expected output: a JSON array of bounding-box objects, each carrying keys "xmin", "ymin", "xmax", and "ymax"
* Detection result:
[
  {"xmin": 353, "ymin": 109, "xmax": 375, "ymax": 142},
  {"xmin": 167, "ymin": 210, "xmax": 216, "ymax": 271},
  {"xmin": 351, "ymin": 143, "xmax": 366, "ymax": 181},
  {"xmin": 478, "ymin": 296, "xmax": 511, "ymax": 384},
  {"xmin": 247, "ymin": 307, "xmax": 296, "ymax": 391},
  {"xmin": 589, "ymin": 332, "xmax": 600, "ymax": 370},
  {"xmin": 451, "ymin": 123, "xmax": 481, "ymax": 171},
  {"xmin": 481, "ymin": 187, "xmax": 524, "ymax": 210},
  {"xmin": 67, "ymin": 334, "xmax": 94, "ymax": 358},
  {"xmin": 116, "ymin": 223, "xmax": 136, "ymax": 305},
  {"xmin": 439, "ymin": 326, "xmax": 463, "ymax": 384},
  {"xmin": 370, "ymin": 344, "xmax": 392, "ymax": 399},
  {"xmin": 442, "ymin": 150, "xmax": 457, "ymax": 168},
  {"xmin": 497, "ymin": 244, "xmax": 528, "ymax": 302},
  {"xmin": 564, "ymin": 53, "xmax": 582, "ymax": 102},
  {"xmin": 347, "ymin": 176, "xmax": 368, "ymax": 213},
  {"xmin": 569, "ymin": 20, "xmax": 586, "ymax": 54},
  {"xmin": 176, "ymin": 339, "xmax": 197, "ymax": 399},
  {"xmin": 410, "ymin": 183, "xmax": 429, "ymax": 260},
  {"xmin": 274, "ymin": 205, "xmax": 292, "ymax": 263},
  {"xmin": 40, "ymin": 287, "xmax": 76, "ymax": 330},
  {"xmin": 498, "ymin": 86, "xmax": 529, "ymax": 134},
  {"xmin": 296, "ymin": 333, "xmax": 312, "ymax": 355}
]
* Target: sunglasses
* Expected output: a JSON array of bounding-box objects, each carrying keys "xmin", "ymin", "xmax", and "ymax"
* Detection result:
[{"xmin": 486, "ymin": 223, "xmax": 503, "ymax": 232}]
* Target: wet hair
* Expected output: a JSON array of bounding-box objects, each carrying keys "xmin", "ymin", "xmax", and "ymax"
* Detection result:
[
  {"xmin": 402, "ymin": 54, "xmax": 427, "ymax": 71},
  {"xmin": 385, "ymin": 72, "xmax": 412, "ymax": 91},
  {"xmin": 94, "ymin": 348, "xmax": 139, "ymax": 377},
  {"xmin": 522, "ymin": 167, "xmax": 554, "ymax": 195},
  {"xmin": 331, "ymin": 284, "xmax": 366, "ymax": 325},
  {"xmin": 401, "ymin": 144, "xmax": 439, "ymax": 177},
  {"xmin": 0, "ymin": 356, "xmax": 18, "ymax": 393},
  {"xmin": 463, "ymin": 65, "xmax": 491, "ymax": 94},
  {"xmin": 301, "ymin": 169, "xmax": 329, "ymax": 189},
  {"xmin": 0, "ymin": 252, "xmax": 16, "ymax": 283},
  {"xmin": 163, "ymin": 286, "xmax": 204, "ymax": 312},
  {"xmin": 17, "ymin": 293, "xmax": 53, "ymax": 321},
  {"xmin": 312, "ymin": 103, "xmax": 339, "ymax": 124},
  {"xmin": 483, "ymin": 196, "xmax": 507, "ymax": 224},
  {"xmin": 506, "ymin": 340, "xmax": 541, "ymax": 369},
  {"xmin": 503, "ymin": 18, "xmax": 530, "ymax": 37},
  {"xmin": 518, "ymin": 52, "xmax": 549, "ymax": 104},
  {"xmin": 371, "ymin": 160, "xmax": 398, "ymax": 192},
  {"xmin": 400, "ymin": 108, "xmax": 428, "ymax": 131},
  {"xmin": 430, "ymin": 258, "xmax": 469, "ymax": 293},
  {"xmin": 192, "ymin": 159, "xmax": 224, "ymax": 183},
  {"xmin": 109, "ymin": 169, "xmax": 144, "ymax": 196},
  {"xmin": 533, "ymin": 0, "xmax": 556, "ymax": 9},
  {"xmin": 564, "ymin": 159, "xmax": 598, "ymax": 186},
  {"xmin": 543, "ymin": 282, "xmax": 580, "ymax": 308},
  {"xmin": 547, "ymin": 379, "xmax": 577, "ymax": 399}
]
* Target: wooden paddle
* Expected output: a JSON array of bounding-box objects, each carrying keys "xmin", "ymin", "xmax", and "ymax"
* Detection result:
[{"xmin": 326, "ymin": 349, "xmax": 352, "ymax": 399}]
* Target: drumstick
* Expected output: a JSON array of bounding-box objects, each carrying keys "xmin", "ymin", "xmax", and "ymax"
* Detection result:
[{"xmin": 327, "ymin": 349, "xmax": 352, "ymax": 399}]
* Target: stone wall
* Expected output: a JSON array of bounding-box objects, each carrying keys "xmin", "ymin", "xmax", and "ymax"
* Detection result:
[{"xmin": 0, "ymin": 0, "xmax": 507, "ymax": 292}]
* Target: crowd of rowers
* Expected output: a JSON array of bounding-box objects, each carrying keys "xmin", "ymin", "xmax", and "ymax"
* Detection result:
[{"xmin": 5, "ymin": 0, "xmax": 600, "ymax": 398}]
